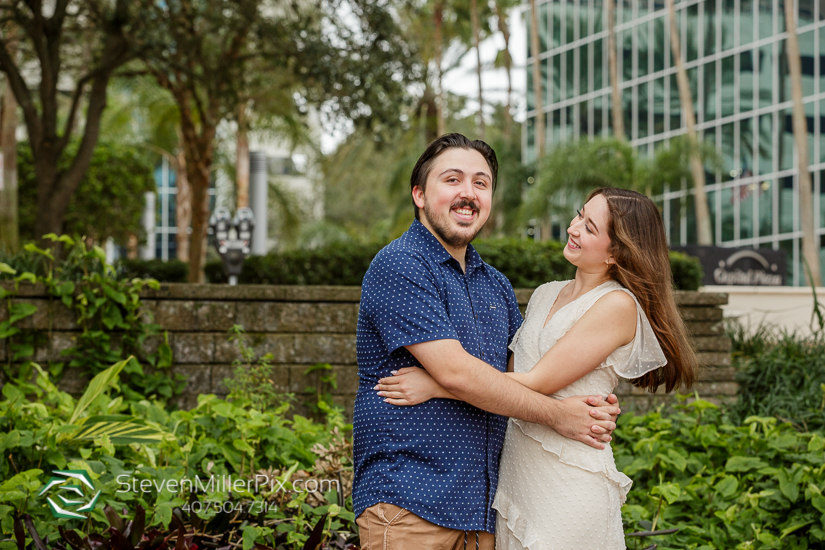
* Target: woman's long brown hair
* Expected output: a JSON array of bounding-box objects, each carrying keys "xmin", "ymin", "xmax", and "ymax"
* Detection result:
[{"xmin": 587, "ymin": 187, "xmax": 697, "ymax": 393}]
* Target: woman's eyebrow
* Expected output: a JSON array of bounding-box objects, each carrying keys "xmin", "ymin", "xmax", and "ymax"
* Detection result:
[{"xmin": 581, "ymin": 206, "xmax": 599, "ymax": 233}]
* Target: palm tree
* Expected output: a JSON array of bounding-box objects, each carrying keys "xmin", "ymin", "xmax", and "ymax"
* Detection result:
[
  {"xmin": 470, "ymin": 0, "xmax": 484, "ymax": 139},
  {"xmin": 666, "ymin": 0, "xmax": 712, "ymax": 245},
  {"xmin": 236, "ymin": 102, "xmax": 251, "ymax": 210},
  {"xmin": 529, "ymin": 0, "xmax": 544, "ymax": 158},
  {"xmin": 101, "ymin": 77, "xmax": 191, "ymax": 261},
  {"xmin": 434, "ymin": 0, "xmax": 446, "ymax": 136},
  {"xmin": 784, "ymin": 0, "xmax": 821, "ymax": 286},
  {"xmin": 523, "ymin": 138, "xmax": 639, "ymax": 225},
  {"xmin": 607, "ymin": 0, "xmax": 624, "ymax": 140},
  {"xmin": 523, "ymin": 136, "xmax": 721, "ymax": 230},
  {"xmin": 493, "ymin": 0, "xmax": 518, "ymax": 140}
]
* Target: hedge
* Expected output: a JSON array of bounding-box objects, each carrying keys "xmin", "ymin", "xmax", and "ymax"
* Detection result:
[
  {"xmin": 117, "ymin": 258, "xmax": 189, "ymax": 283},
  {"xmin": 201, "ymin": 239, "xmax": 703, "ymax": 290}
]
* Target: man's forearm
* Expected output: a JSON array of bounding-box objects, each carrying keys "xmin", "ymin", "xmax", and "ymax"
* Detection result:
[{"xmin": 433, "ymin": 353, "xmax": 560, "ymax": 425}]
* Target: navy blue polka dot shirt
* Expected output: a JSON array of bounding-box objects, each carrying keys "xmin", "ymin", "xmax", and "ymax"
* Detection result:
[{"xmin": 353, "ymin": 219, "xmax": 523, "ymax": 533}]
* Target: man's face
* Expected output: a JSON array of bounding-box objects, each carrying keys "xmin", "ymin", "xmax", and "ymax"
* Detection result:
[{"xmin": 412, "ymin": 148, "xmax": 493, "ymax": 250}]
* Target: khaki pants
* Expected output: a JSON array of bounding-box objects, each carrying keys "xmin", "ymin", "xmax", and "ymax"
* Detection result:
[{"xmin": 356, "ymin": 502, "xmax": 495, "ymax": 550}]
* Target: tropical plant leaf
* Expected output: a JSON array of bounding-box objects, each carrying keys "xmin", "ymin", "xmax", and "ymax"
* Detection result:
[
  {"xmin": 66, "ymin": 359, "xmax": 129, "ymax": 426},
  {"xmin": 64, "ymin": 415, "xmax": 171, "ymax": 445}
]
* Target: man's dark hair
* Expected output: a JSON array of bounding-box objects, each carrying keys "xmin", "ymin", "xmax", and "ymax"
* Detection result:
[{"xmin": 409, "ymin": 133, "xmax": 498, "ymax": 220}]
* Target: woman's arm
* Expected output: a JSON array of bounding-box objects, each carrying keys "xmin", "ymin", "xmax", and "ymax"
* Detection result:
[
  {"xmin": 377, "ymin": 290, "xmax": 638, "ymax": 403},
  {"xmin": 512, "ymin": 290, "xmax": 637, "ymax": 396},
  {"xmin": 376, "ymin": 366, "xmax": 460, "ymax": 405}
]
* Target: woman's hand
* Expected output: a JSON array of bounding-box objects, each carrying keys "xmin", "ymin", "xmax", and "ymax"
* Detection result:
[{"xmin": 374, "ymin": 367, "xmax": 457, "ymax": 406}]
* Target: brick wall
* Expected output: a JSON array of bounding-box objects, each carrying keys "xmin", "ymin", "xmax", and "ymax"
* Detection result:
[{"xmin": 0, "ymin": 283, "xmax": 731, "ymax": 418}]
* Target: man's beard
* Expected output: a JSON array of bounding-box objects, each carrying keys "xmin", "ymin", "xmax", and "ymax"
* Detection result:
[{"xmin": 422, "ymin": 199, "xmax": 483, "ymax": 248}]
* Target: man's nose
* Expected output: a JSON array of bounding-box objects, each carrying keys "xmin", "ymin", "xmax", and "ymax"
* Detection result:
[{"xmin": 458, "ymin": 179, "xmax": 477, "ymax": 198}]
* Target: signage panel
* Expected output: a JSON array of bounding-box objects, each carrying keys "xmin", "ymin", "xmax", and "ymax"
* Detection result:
[{"xmin": 673, "ymin": 245, "xmax": 787, "ymax": 286}]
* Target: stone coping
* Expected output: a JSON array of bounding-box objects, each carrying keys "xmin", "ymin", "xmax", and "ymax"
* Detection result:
[{"xmin": 1, "ymin": 282, "xmax": 727, "ymax": 306}]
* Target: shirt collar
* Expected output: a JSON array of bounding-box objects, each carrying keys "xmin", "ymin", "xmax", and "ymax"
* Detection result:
[{"xmin": 409, "ymin": 219, "xmax": 486, "ymax": 275}]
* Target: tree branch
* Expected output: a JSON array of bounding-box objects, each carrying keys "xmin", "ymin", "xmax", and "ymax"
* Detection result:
[
  {"xmin": 0, "ymin": 32, "xmax": 41, "ymax": 146},
  {"xmin": 56, "ymin": 72, "xmax": 92, "ymax": 150},
  {"xmin": 54, "ymin": 72, "xmax": 110, "ymax": 209}
]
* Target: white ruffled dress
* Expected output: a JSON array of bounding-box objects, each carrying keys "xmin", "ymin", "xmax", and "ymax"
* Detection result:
[{"xmin": 492, "ymin": 280, "xmax": 666, "ymax": 550}]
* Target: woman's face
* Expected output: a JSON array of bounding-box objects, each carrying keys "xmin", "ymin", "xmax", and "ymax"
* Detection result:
[{"xmin": 564, "ymin": 194, "xmax": 613, "ymax": 272}]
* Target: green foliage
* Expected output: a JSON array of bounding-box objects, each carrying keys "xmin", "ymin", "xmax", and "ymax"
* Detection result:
[
  {"xmin": 616, "ymin": 400, "xmax": 825, "ymax": 549},
  {"xmin": 0, "ymin": 235, "xmax": 180, "ymax": 401},
  {"xmin": 524, "ymin": 135, "xmax": 721, "ymax": 224},
  {"xmin": 223, "ymin": 325, "xmax": 294, "ymax": 412},
  {"xmin": 17, "ymin": 141, "xmax": 155, "ymax": 245},
  {"xmin": 668, "ymin": 251, "xmax": 704, "ymax": 291},
  {"xmin": 0, "ymin": 360, "xmax": 355, "ymax": 548},
  {"xmin": 206, "ymin": 238, "xmax": 701, "ymax": 291},
  {"xmin": 205, "ymin": 241, "xmax": 386, "ymax": 286},
  {"xmin": 526, "ymin": 138, "xmax": 640, "ymax": 222},
  {"xmin": 116, "ymin": 258, "xmax": 189, "ymax": 283},
  {"xmin": 727, "ymin": 323, "xmax": 825, "ymax": 432},
  {"xmin": 472, "ymin": 239, "xmax": 574, "ymax": 287}
]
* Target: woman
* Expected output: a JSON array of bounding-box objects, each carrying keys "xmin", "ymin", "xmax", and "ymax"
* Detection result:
[{"xmin": 374, "ymin": 187, "xmax": 697, "ymax": 549}]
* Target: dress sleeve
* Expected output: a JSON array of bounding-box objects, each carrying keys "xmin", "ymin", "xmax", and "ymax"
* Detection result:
[{"xmin": 606, "ymin": 289, "xmax": 668, "ymax": 379}]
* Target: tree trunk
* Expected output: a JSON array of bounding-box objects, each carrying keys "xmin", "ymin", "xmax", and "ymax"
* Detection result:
[
  {"xmin": 667, "ymin": 0, "xmax": 712, "ymax": 245},
  {"xmin": 495, "ymin": 0, "xmax": 512, "ymax": 139},
  {"xmin": 434, "ymin": 1, "xmax": 445, "ymax": 137},
  {"xmin": 0, "ymin": 1, "xmax": 133, "ymax": 247},
  {"xmin": 175, "ymin": 145, "xmax": 191, "ymax": 263},
  {"xmin": 236, "ymin": 101, "xmax": 250, "ymax": 209},
  {"xmin": 471, "ymin": 0, "xmax": 484, "ymax": 139},
  {"xmin": 530, "ymin": 0, "xmax": 544, "ymax": 158},
  {"xmin": 32, "ymin": 146, "xmax": 66, "ymax": 240},
  {"xmin": 185, "ymin": 155, "xmax": 212, "ymax": 283},
  {"xmin": 607, "ymin": 0, "xmax": 625, "ymax": 140},
  {"xmin": 785, "ymin": 0, "xmax": 821, "ymax": 286},
  {"xmin": 0, "ymin": 70, "xmax": 18, "ymax": 252},
  {"xmin": 180, "ymin": 121, "xmax": 216, "ymax": 283}
]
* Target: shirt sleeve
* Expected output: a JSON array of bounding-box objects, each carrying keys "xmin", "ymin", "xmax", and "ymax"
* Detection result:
[{"xmin": 362, "ymin": 249, "xmax": 459, "ymax": 354}]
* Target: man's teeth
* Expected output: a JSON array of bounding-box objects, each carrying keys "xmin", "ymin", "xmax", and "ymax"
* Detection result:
[{"xmin": 454, "ymin": 208, "xmax": 474, "ymax": 216}]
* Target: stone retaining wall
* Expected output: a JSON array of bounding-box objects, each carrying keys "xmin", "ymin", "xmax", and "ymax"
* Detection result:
[{"xmin": 0, "ymin": 283, "xmax": 732, "ymax": 418}]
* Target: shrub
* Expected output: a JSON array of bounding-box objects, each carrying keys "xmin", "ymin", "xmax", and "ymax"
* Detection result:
[
  {"xmin": 668, "ymin": 250, "xmax": 703, "ymax": 291},
  {"xmin": 206, "ymin": 241, "xmax": 385, "ymax": 285},
  {"xmin": 0, "ymin": 361, "xmax": 356, "ymax": 548},
  {"xmin": 472, "ymin": 238, "xmax": 574, "ymax": 287},
  {"xmin": 205, "ymin": 238, "xmax": 702, "ymax": 290},
  {"xmin": 616, "ymin": 400, "xmax": 825, "ymax": 549},
  {"xmin": 17, "ymin": 141, "xmax": 155, "ymax": 245},
  {"xmin": 117, "ymin": 258, "xmax": 189, "ymax": 282},
  {"xmin": 727, "ymin": 322, "xmax": 825, "ymax": 432},
  {"xmin": 0, "ymin": 236, "xmax": 179, "ymax": 401}
]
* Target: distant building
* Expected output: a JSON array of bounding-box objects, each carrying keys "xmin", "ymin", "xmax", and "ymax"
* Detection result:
[
  {"xmin": 146, "ymin": 141, "xmax": 320, "ymax": 261},
  {"xmin": 524, "ymin": 0, "xmax": 825, "ymax": 285}
]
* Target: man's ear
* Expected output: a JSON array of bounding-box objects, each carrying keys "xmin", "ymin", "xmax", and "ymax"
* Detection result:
[{"xmin": 412, "ymin": 185, "xmax": 425, "ymax": 209}]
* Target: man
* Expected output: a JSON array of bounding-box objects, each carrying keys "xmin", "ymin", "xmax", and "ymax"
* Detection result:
[{"xmin": 353, "ymin": 134, "xmax": 620, "ymax": 549}]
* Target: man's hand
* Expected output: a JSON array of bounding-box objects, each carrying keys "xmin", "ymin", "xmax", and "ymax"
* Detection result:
[{"xmin": 550, "ymin": 395, "xmax": 621, "ymax": 450}]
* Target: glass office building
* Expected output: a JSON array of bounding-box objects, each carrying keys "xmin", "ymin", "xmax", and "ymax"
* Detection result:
[
  {"xmin": 152, "ymin": 157, "xmax": 217, "ymax": 261},
  {"xmin": 525, "ymin": 0, "xmax": 825, "ymax": 285}
]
